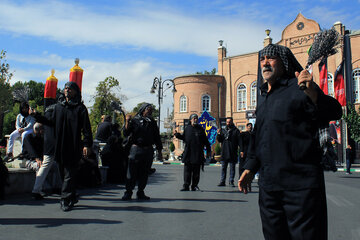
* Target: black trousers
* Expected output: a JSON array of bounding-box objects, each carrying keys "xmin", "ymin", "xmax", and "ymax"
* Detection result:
[
  {"xmin": 259, "ymin": 187, "xmax": 328, "ymax": 240},
  {"xmin": 125, "ymin": 145, "xmax": 153, "ymax": 194},
  {"xmin": 61, "ymin": 165, "xmax": 78, "ymax": 201},
  {"xmin": 183, "ymin": 163, "xmax": 200, "ymax": 188}
]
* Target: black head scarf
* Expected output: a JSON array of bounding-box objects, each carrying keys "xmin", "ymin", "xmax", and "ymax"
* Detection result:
[
  {"xmin": 135, "ymin": 103, "xmax": 153, "ymax": 122},
  {"xmin": 59, "ymin": 82, "xmax": 82, "ymax": 106},
  {"xmin": 259, "ymin": 44, "xmax": 303, "ymax": 78}
]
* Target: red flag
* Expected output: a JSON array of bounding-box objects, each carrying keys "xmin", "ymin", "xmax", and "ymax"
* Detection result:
[
  {"xmin": 334, "ymin": 61, "xmax": 346, "ymax": 106},
  {"xmin": 318, "ymin": 58, "xmax": 328, "ymax": 95}
]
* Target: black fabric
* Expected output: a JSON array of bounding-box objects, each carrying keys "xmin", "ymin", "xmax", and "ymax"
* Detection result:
[
  {"xmin": 175, "ymin": 124, "xmax": 211, "ymax": 164},
  {"xmin": 101, "ymin": 135, "xmax": 126, "ymax": 183},
  {"xmin": 52, "ymin": 101, "xmax": 92, "ymax": 167},
  {"xmin": 244, "ymin": 77, "xmax": 342, "ymax": 191},
  {"xmin": 183, "ymin": 163, "xmax": 201, "ymax": 188},
  {"xmin": 21, "ymin": 133, "xmax": 43, "ymax": 160},
  {"xmin": 259, "ymin": 188, "xmax": 328, "ymax": 240},
  {"xmin": 239, "ymin": 130, "xmax": 251, "ymax": 175},
  {"xmin": 217, "ymin": 125, "xmax": 242, "ymax": 163},
  {"xmin": 43, "ymin": 105, "xmax": 56, "ymax": 155},
  {"xmin": 61, "ymin": 166, "xmax": 78, "ymax": 200},
  {"xmin": 125, "ymin": 146, "xmax": 153, "ymax": 192},
  {"xmin": 95, "ymin": 121, "xmax": 112, "ymax": 142}
]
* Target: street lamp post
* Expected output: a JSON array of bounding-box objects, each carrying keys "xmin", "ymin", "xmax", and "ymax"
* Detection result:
[{"xmin": 150, "ymin": 76, "xmax": 176, "ymax": 129}]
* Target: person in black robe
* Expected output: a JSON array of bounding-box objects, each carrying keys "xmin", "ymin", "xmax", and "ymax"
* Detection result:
[
  {"xmin": 238, "ymin": 44, "xmax": 342, "ymax": 240},
  {"xmin": 174, "ymin": 114, "xmax": 211, "ymax": 191},
  {"xmin": 216, "ymin": 117, "xmax": 242, "ymax": 187},
  {"xmin": 36, "ymin": 82, "xmax": 92, "ymax": 211},
  {"xmin": 239, "ymin": 122, "xmax": 252, "ymax": 177},
  {"xmin": 122, "ymin": 103, "xmax": 162, "ymax": 200}
]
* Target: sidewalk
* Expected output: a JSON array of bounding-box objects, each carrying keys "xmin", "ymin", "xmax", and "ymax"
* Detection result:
[{"xmin": 155, "ymin": 160, "xmax": 360, "ymax": 172}]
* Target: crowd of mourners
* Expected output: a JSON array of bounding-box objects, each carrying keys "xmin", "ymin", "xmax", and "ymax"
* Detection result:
[{"xmin": 0, "ymin": 43, "xmax": 349, "ymax": 240}]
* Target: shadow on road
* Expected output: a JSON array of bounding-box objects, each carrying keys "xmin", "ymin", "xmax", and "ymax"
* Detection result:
[
  {"xmin": 75, "ymin": 204, "xmax": 205, "ymax": 213},
  {"xmin": 0, "ymin": 218, "xmax": 122, "ymax": 228}
]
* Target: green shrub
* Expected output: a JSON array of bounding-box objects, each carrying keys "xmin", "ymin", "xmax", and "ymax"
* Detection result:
[
  {"xmin": 214, "ymin": 143, "xmax": 221, "ymax": 155},
  {"xmin": 169, "ymin": 142, "xmax": 175, "ymax": 152}
]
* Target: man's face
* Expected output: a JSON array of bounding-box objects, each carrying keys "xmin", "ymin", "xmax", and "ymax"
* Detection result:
[
  {"xmin": 260, "ymin": 55, "xmax": 285, "ymax": 83},
  {"xmin": 246, "ymin": 124, "xmax": 253, "ymax": 132},
  {"xmin": 226, "ymin": 118, "xmax": 233, "ymax": 127},
  {"xmin": 64, "ymin": 86, "xmax": 76, "ymax": 100},
  {"xmin": 143, "ymin": 106, "xmax": 153, "ymax": 117},
  {"xmin": 191, "ymin": 117, "xmax": 198, "ymax": 126}
]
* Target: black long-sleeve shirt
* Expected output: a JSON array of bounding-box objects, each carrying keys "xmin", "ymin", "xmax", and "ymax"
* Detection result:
[
  {"xmin": 217, "ymin": 125, "xmax": 242, "ymax": 162},
  {"xmin": 244, "ymin": 77, "xmax": 342, "ymax": 191},
  {"xmin": 124, "ymin": 116, "xmax": 162, "ymax": 151}
]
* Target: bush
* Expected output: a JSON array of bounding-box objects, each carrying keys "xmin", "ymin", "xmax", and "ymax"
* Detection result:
[
  {"xmin": 214, "ymin": 143, "xmax": 221, "ymax": 155},
  {"xmin": 169, "ymin": 142, "xmax": 175, "ymax": 152}
]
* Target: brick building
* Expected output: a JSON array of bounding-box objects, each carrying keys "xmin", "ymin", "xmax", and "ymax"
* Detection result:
[{"xmin": 172, "ymin": 13, "xmax": 360, "ymax": 157}]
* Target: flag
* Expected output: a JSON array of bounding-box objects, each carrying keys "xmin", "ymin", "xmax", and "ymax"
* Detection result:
[
  {"xmin": 198, "ymin": 110, "xmax": 217, "ymax": 146},
  {"xmin": 44, "ymin": 69, "xmax": 58, "ymax": 108},
  {"xmin": 69, "ymin": 58, "xmax": 83, "ymax": 91},
  {"xmin": 334, "ymin": 61, "xmax": 346, "ymax": 106},
  {"xmin": 318, "ymin": 58, "xmax": 328, "ymax": 95}
]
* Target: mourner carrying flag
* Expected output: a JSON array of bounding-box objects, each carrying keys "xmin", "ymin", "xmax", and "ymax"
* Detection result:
[{"xmin": 69, "ymin": 58, "xmax": 84, "ymax": 91}]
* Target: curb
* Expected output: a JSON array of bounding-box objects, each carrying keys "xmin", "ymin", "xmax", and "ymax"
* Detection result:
[{"xmin": 154, "ymin": 161, "xmax": 360, "ymax": 172}]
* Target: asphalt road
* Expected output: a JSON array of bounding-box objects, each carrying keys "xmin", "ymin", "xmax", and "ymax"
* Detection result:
[{"xmin": 0, "ymin": 164, "xmax": 359, "ymax": 240}]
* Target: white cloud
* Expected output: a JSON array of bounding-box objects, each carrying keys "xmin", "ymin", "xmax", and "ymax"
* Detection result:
[
  {"xmin": 7, "ymin": 52, "xmax": 178, "ymax": 118},
  {"xmin": 0, "ymin": 0, "xmax": 271, "ymax": 57}
]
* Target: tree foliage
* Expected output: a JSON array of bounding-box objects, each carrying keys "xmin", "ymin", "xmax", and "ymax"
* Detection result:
[
  {"xmin": 89, "ymin": 76, "xmax": 126, "ymax": 137},
  {"xmin": 343, "ymin": 103, "xmax": 360, "ymax": 142},
  {"xmin": 0, "ymin": 50, "xmax": 13, "ymax": 137},
  {"xmin": 196, "ymin": 68, "xmax": 217, "ymax": 75}
]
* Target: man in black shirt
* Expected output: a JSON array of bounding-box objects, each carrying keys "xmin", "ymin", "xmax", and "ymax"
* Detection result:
[
  {"xmin": 216, "ymin": 117, "xmax": 242, "ymax": 187},
  {"xmin": 122, "ymin": 103, "xmax": 162, "ymax": 200},
  {"xmin": 238, "ymin": 44, "xmax": 342, "ymax": 240},
  {"xmin": 95, "ymin": 115, "xmax": 112, "ymax": 143},
  {"xmin": 175, "ymin": 114, "xmax": 211, "ymax": 191}
]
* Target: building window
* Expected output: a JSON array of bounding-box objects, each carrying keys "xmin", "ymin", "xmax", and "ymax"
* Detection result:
[
  {"xmin": 353, "ymin": 68, "xmax": 360, "ymax": 103},
  {"xmin": 202, "ymin": 94, "xmax": 211, "ymax": 112},
  {"xmin": 237, "ymin": 83, "xmax": 247, "ymax": 111},
  {"xmin": 249, "ymin": 81, "xmax": 257, "ymax": 110},
  {"xmin": 180, "ymin": 95, "xmax": 187, "ymax": 112},
  {"xmin": 327, "ymin": 73, "xmax": 334, "ymax": 97}
]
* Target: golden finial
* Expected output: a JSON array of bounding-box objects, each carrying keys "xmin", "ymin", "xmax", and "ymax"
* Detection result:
[{"xmin": 51, "ymin": 69, "xmax": 55, "ymax": 76}]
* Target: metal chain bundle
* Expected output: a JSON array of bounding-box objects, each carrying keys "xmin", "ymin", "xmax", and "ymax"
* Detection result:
[{"xmin": 307, "ymin": 28, "xmax": 340, "ymax": 65}]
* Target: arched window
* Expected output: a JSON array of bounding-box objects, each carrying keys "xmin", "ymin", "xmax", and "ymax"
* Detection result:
[
  {"xmin": 249, "ymin": 81, "xmax": 257, "ymax": 110},
  {"xmin": 237, "ymin": 84, "xmax": 246, "ymax": 111},
  {"xmin": 201, "ymin": 95, "xmax": 211, "ymax": 112},
  {"xmin": 353, "ymin": 68, "xmax": 360, "ymax": 103},
  {"xmin": 179, "ymin": 95, "xmax": 187, "ymax": 112},
  {"xmin": 327, "ymin": 73, "xmax": 334, "ymax": 97}
]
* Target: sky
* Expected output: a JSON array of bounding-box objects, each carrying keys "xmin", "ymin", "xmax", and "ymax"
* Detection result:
[{"xmin": 1, "ymin": 0, "xmax": 359, "ymax": 131}]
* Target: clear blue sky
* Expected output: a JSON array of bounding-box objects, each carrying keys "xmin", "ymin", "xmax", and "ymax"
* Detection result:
[{"xmin": 1, "ymin": 0, "xmax": 359, "ymax": 129}]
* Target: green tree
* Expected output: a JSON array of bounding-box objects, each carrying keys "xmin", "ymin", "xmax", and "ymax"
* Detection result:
[
  {"xmin": 89, "ymin": 76, "xmax": 126, "ymax": 136},
  {"xmin": 0, "ymin": 50, "xmax": 13, "ymax": 137},
  {"xmin": 344, "ymin": 104, "xmax": 360, "ymax": 142},
  {"xmin": 196, "ymin": 68, "xmax": 217, "ymax": 75}
]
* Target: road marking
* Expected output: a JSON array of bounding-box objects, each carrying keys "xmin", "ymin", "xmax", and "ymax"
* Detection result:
[{"xmin": 327, "ymin": 194, "xmax": 354, "ymax": 207}]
